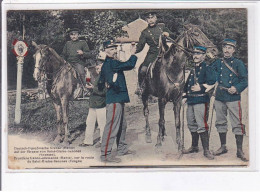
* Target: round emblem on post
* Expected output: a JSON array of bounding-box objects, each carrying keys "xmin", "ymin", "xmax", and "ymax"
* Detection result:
[{"xmin": 12, "ymin": 40, "xmax": 28, "ymax": 57}]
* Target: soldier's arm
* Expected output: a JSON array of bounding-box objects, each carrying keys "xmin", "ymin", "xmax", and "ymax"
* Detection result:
[
  {"xmin": 112, "ymin": 55, "xmax": 138, "ymax": 72},
  {"xmin": 136, "ymin": 31, "xmax": 146, "ymax": 53},
  {"xmin": 183, "ymin": 72, "xmax": 191, "ymax": 93},
  {"xmin": 209, "ymin": 59, "xmax": 220, "ymax": 81},
  {"xmin": 98, "ymin": 65, "xmax": 106, "ymax": 91},
  {"xmin": 81, "ymin": 41, "xmax": 92, "ymax": 59},
  {"xmin": 206, "ymin": 65, "xmax": 217, "ymax": 85},
  {"xmin": 92, "ymin": 83, "xmax": 106, "ymax": 96},
  {"xmin": 234, "ymin": 61, "xmax": 248, "ymax": 93},
  {"xmin": 163, "ymin": 26, "xmax": 175, "ymax": 39},
  {"xmin": 200, "ymin": 65, "xmax": 217, "ymax": 92}
]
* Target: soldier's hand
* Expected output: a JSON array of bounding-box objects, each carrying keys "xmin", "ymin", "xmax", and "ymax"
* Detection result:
[
  {"xmin": 203, "ymin": 84, "xmax": 215, "ymax": 92},
  {"xmin": 130, "ymin": 43, "xmax": 137, "ymax": 55},
  {"xmin": 77, "ymin": 50, "xmax": 84, "ymax": 55},
  {"xmin": 174, "ymin": 82, "xmax": 180, "ymax": 89},
  {"xmin": 105, "ymin": 82, "xmax": 110, "ymax": 89},
  {"xmin": 162, "ymin": 32, "xmax": 169, "ymax": 37},
  {"xmin": 191, "ymin": 84, "xmax": 201, "ymax": 92},
  {"xmin": 228, "ymin": 86, "xmax": 237, "ymax": 94}
]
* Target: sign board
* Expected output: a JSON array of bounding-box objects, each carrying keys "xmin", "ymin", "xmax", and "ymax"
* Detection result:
[{"xmin": 12, "ymin": 39, "xmax": 28, "ymax": 57}]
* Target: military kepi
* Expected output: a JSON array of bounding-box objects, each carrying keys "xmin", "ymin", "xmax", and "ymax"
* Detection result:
[
  {"xmin": 67, "ymin": 28, "xmax": 80, "ymax": 34},
  {"xmin": 103, "ymin": 40, "xmax": 118, "ymax": 49},
  {"xmin": 193, "ymin": 46, "xmax": 207, "ymax": 54},
  {"xmin": 143, "ymin": 11, "xmax": 157, "ymax": 18},
  {"xmin": 222, "ymin": 38, "xmax": 237, "ymax": 47}
]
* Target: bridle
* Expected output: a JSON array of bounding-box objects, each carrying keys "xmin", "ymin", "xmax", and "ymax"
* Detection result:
[{"xmin": 34, "ymin": 46, "xmax": 64, "ymax": 80}]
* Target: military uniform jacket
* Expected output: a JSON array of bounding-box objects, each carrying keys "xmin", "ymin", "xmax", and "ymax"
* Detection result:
[
  {"xmin": 98, "ymin": 55, "xmax": 137, "ymax": 104},
  {"xmin": 89, "ymin": 74, "xmax": 106, "ymax": 109},
  {"xmin": 211, "ymin": 57, "xmax": 248, "ymax": 102},
  {"xmin": 61, "ymin": 40, "xmax": 91, "ymax": 66},
  {"xmin": 136, "ymin": 23, "xmax": 174, "ymax": 67},
  {"xmin": 184, "ymin": 61, "xmax": 216, "ymax": 105}
]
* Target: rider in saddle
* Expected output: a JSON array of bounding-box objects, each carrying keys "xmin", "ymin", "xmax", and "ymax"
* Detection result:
[
  {"xmin": 61, "ymin": 28, "xmax": 92, "ymax": 88},
  {"xmin": 135, "ymin": 11, "xmax": 175, "ymax": 95}
]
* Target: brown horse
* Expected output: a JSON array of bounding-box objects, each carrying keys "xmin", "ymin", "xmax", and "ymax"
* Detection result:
[
  {"xmin": 141, "ymin": 24, "xmax": 218, "ymax": 151},
  {"xmin": 32, "ymin": 42, "xmax": 94, "ymax": 145}
]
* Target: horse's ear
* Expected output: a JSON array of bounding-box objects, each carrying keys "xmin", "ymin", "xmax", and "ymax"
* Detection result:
[{"xmin": 32, "ymin": 41, "xmax": 39, "ymax": 49}]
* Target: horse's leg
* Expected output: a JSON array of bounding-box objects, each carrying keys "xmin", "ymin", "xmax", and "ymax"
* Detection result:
[
  {"xmin": 173, "ymin": 98, "xmax": 182, "ymax": 151},
  {"xmin": 156, "ymin": 98, "xmax": 167, "ymax": 147},
  {"xmin": 53, "ymin": 102, "xmax": 63, "ymax": 144},
  {"xmin": 61, "ymin": 97, "xmax": 70, "ymax": 146},
  {"xmin": 142, "ymin": 91, "xmax": 152, "ymax": 143}
]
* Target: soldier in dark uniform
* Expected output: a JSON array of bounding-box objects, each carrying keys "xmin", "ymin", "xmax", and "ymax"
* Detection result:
[
  {"xmin": 182, "ymin": 46, "xmax": 216, "ymax": 160},
  {"xmin": 61, "ymin": 28, "xmax": 92, "ymax": 86},
  {"xmin": 211, "ymin": 39, "xmax": 248, "ymax": 162},
  {"xmin": 135, "ymin": 11, "xmax": 175, "ymax": 95},
  {"xmin": 98, "ymin": 40, "xmax": 137, "ymax": 163}
]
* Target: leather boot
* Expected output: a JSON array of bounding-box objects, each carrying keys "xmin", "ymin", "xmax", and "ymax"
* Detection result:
[
  {"xmin": 213, "ymin": 133, "xmax": 228, "ymax": 156},
  {"xmin": 235, "ymin": 135, "xmax": 248, "ymax": 162},
  {"xmin": 200, "ymin": 131, "xmax": 214, "ymax": 160},
  {"xmin": 183, "ymin": 132, "xmax": 199, "ymax": 154}
]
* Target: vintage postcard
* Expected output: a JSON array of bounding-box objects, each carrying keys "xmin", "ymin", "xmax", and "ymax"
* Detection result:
[{"xmin": 2, "ymin": 1, "xmax": 254, "ymax": 170}]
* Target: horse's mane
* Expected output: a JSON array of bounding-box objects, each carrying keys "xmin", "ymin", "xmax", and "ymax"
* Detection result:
[
  {"xmin": 48, "ymin": 47, "xmax": 65, "ymax": 64},
  {"xmin": 163, "ymin": 24, "xmax": 217, "ymax": 58}
]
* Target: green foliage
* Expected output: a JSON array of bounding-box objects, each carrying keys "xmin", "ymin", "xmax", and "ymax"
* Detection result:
[{"xmin": 6, "ymin": 9, "xmax": 247, "ymax": 89}]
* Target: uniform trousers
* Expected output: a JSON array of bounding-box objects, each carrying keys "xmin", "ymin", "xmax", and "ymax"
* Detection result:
[
  {"xmin": 72, "ymin": 63, "xmax": 86, "ymax": 85},
  {"xmin": 187, "ymin": 103, "xmax": 209, "ymax": 133},
  {"xmin": 83, "ymin": 107, "xmax": 106, "ymax": 145},
  {"xmin": 214, "ymin": 100, "xmax": 245, "ymax": 135},
  {"xmin": 101, "ymin": 103, "xmax": 128, "ymax": 160}
]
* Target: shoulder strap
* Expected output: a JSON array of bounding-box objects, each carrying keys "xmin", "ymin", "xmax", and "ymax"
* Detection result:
[{"xmin": 221, "ymin": 58, "xmax": 239, "ymax": 77}]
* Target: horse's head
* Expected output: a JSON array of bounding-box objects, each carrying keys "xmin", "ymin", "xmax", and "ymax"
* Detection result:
[
  {"xmin": 32, "ymin": 41, "xmax": 63, "ymax": 82},
  {"xmin": 183, "ymin": 24, "xmax": 218, "ymax": 58},
  {"xmin": 32, "ymin": 41, "xmax": 49, "ymax": 81}
]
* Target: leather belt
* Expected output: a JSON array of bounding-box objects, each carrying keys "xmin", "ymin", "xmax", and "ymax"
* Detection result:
[{"xmin": 186, "ymin": 93, "xmax": 207, "ymax": 97}]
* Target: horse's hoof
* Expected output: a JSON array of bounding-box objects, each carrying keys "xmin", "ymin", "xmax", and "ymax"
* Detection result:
[
  {"xmin": 53, "ymin": 136, "xmax": 62, "ymax": 144},
  {"xmin": 61, "ymin": 140, "xmax": 70, "ymax": 147},
  {"xmin": 177, "ymin": 151, "xmax": 183, "ymax": 160},
  {"xmin": 145, "ymin": 135, "xmax": 152, "ymax": 143},
  {"xmin": 155, "ymin": 143, "xmax": 162, "ymax": 148}
]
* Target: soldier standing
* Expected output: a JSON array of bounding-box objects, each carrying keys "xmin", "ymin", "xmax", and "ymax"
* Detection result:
[
  {"xmin": 182, "ymin": 46, "xmax": 216, "ymax": 160},
  {"xmin": 98, "ymin": 40, "xmax": 137, "ymax": 163},
  {"xmin": 79, "ymin": 60, "xmax": 106, "ymax": 148},
  {"xmin": 61, "ymin": 28, "xmax": 92, "ymax": 86},
  {"xmin": 135, "ymin": 11, "xmax": 175, "ymax": 95},
  {"xmin": 211, "ymin": 39, "xmax": 248, "ymax": 162}
]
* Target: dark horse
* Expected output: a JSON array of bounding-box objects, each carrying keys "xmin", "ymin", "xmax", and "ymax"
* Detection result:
[
  {"xmin": 32, "ymin": 42, "xmax": 95, "ymax": 145},
  {"xmin": 140, "ymin": 24, "xmax": 218, "ymax": 151}
]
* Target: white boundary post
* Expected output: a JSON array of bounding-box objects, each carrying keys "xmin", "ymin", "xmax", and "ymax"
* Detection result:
[{"xmin": 14, "ymin": 56, "xmax": 24, "ymax": 124}]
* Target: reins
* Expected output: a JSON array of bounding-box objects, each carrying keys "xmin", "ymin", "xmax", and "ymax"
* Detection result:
[{"xmin": 166, "ymin": 36, "xmax": 193, "ymax": 56}]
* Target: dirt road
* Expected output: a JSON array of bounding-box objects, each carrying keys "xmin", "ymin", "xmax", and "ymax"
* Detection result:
[{"xmin": 8, "ymin": 88, "xmax": 249, "ymax": 168}]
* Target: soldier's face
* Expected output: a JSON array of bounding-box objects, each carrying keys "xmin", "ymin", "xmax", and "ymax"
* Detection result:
[
  {"xmin": 105, "ymin": 47, "xmax": 117, "ymax": 58},
  {"xmin": 193, "ymin": 52, "xmax": 206, "ymax": 64},
  {"xmin": 223, "ymin": 45, "xmax": 235, "ymax": 58},
  {"xmin": 70, "ymin": 32, "xmax": 79, "ymax": 41},
  {"xmin": 146, "ymin": 15, "xmax": 157, "ymax": 26}
]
